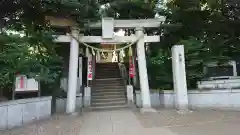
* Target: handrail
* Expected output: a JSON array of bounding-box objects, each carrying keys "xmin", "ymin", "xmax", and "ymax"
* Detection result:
[{"xmin": 118, "ymin": 63, "xmax": 128, "ymax": 86}]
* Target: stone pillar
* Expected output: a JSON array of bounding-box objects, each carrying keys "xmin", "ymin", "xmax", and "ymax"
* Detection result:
[
  {"xmin": 84, "ymin": 87, "xmax": 91, "ymax": 107},
  {"xmin": 66, "ymin": 27, "xmax": 79, "ymax": 114},
  {"xmin": 84, "ymin": 47, "xmax": 92, "ymax": 107},
  {"xmin": 135, "ymin": 27, "xmax": 152, "ymax": 110},
  {"xmin": 85, "ymin": 47, "xmax": 90, "ymax": 86},
  {"xmin": 171, "ymin": 45, "xmax": 189, "ymax": 112},
  {"xmin": 230, "ymin": 61, "xmax": 237, "ymax": 76},
  {"xmin": 77, "ymin": 57, "xmax": 82, "ymax": 94},
  {"xmin": 132, "ymin": 48, "xmax": 138, "ymax": 87},
  {"xmin": 126, "ymin": 85, "xmax": 134, "ymax": 105}
]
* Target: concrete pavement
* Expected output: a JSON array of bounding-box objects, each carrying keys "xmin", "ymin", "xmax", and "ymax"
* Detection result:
[{"xmin": 2, "ymin": 108, "xmax": 240, "ymax": 135}]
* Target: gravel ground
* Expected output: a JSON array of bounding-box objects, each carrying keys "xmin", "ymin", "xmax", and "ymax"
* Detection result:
[
  {"xmin": 134, "ymin": 109, "xmax": 240, "ymax": 128},
  {"xmin": 0, "ymin": 114, "xmax": 83, "ymax": 135}
]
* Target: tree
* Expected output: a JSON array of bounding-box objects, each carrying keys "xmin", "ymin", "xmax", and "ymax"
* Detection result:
[
  {"xmin": 0, "ymin": 32, "xmax": 63, "ymax": 97},
  {"xmin": 0, "ymin": 0, "xmax": 100, "ymax": 98},
  {"xmin": 147, "ymin": 0, "xmax": 240, "ymax": 89},
  {"xmin": 2, "ymin": 0, "xmax": 239, "ymax": 92},
  {"xmin": 99, "ymin": 0, "xmax": 157, "ymax": 19}
]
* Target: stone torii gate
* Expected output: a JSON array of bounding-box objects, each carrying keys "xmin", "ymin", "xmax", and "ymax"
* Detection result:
[{"xmin": 54, "ymin": 17, "xmax": 189, "ymax": 114}]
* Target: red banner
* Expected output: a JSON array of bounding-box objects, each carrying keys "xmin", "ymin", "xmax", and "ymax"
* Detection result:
[
  {"xmin": 20, "ymin": 76, "xmax": 24, "ymax": 88},
  {"xmin": 87, "ymin": 55, "xmax": 93, "ymax": 80},
  {"xmin": 129, "ymin": 56, "xmax": 135, "ymax": 78}
]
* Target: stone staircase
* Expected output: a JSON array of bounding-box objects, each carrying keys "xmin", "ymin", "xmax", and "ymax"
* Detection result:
[{"xmin": 91, "ymin": 63, "xmax": 127, "ymax": 110}]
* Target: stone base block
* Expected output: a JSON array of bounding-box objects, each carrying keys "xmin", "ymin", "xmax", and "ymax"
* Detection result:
[
  {"xmin": 84, "ymin": 87, "xmax": 91, "ymax": 107},
  {"xmin": 127, "ymin": 85, "xmax": 134, "ymax": 104}
]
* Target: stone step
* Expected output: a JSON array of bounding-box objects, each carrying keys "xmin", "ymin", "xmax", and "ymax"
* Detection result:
[
  {"xmin": 96, "ymin": 68, "xmax": 119, "ymax": 71},
  {"xmin": 92, "ymin": 92, "xmax": 125, "ymax": 96},
  {"xmin": 95, "ymin": 75, "xmax": 120, "ymax": 78},
  {"xmin": 95, "ymin": 70, "xmax": 119, "ymax": 73},
  {"xmin": 95, "ymin": 71, "xmax": 119, "ymax": 73},
  {"xmin": 94, "ymin": 78, "xmax": 121, "ymax": 80},
  {"xmin": 95, "ymin": 71, "xmax": 119, "ymax": 74},
  {"xmin": 91, "ymin": 94, "xmax": 126, "ymax": 99},
  {"xmin": 93, "ymin": 88, "xmax": 124, "ymax": 91},
  {"xmin": 96, "ymin": 66, "xmax": 118, "ymax": 68},
  {"xmin": 95, "ymin": 76, "xmax": 120, "ymax": 79},
  {"xmin": 91, "ymin": 94, "xmax": 125, "ymax": 98},
  {"xmin": 94, "ymin": 82, "xmax": 124, "ymax": 85},
  {"xmin": 94, "ymin": 85, "xmax": 123, "ymax": 87},
  {"xmin": 89, "ymin": 104, "xmax": 128, "ymax": 111},
  {"xmin": 91, "ymin": 91, "xmax": 125, "ymax": 96},
  {"xmin": 91, "ymin": 95, "xmax": 126, "ymax": 100},
  {"xmin": 93, "ymin": 84, "xmax": 123, "ymax": 87},
  {"xmin": 96, "ymin": 67, "xmax": 119, "ymax": 70},
  {"xmin": 93, "ymin": 84, "xmax": 124, "ymax": 87},
  {"xmin": 92, "ymin": 96, "xmax": 125, "ymax": 100},
  {"xmin": 93, "ymin": 78, "xmax": 122, "ymax": 82},
  {"xmin": 95, "ymin": 75, "xmax": 119, "ymax": 77},
  {"xmin": 96, "ymin": 63, "xmax": 118, "ymax": 66},
  {"xmin": 91, "ymin": 100, "xmax": 127, "ymax": 106},
  {"xmin": 95, "ymin": 72, "xmax": 119, "ymax": 75},
  {"xmin": 96, "ymin": 71, "xmax": 119, "ymax": 74},
  {"xmin": 95, "ymin": 74, "xmax": 120, "ymax": 77},
  {"xmin": 91, "ymin": 100, "xmax": 126, "ymax": 105},
  {"xmin": 93, "ymin": 85, "xmax": 125, "ymax": 89},
  {"xmin": 92, "ymin": 87, "xmax": 125, "ymax": 92},
  {"xmin": 93, "ymin": 83, "xmax": 124, "ymax": 86},
  {"xmin": 96, "ymin": 68, "xmax": 118, "ymax": 70},
  {"xmin": 92, "ymin": 88, "xmax": 125, "ymax": 92},
  {"xmin": 92, "ymin": 97, "xmax": 126, "ymax": 102},
  {"xmin": 92, "ymin": 87, "xmax": 125, "ymax": 93},
  {"xmin": 93, "ymin": 81, "xmax": 123, "ymax": 85},
  {"xmin": 91, "ymin": 63, "xmax": 127, "ymax": 110},
  {"xmin": 96, "ymin": 64, "xmax": 118, "ymax": 68}
]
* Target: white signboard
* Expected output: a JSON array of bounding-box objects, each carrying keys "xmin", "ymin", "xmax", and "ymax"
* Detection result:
[
  {"xmin": 15, "ymin": 75, "xmax": 39, "ymax": 92},
  {"xmin": 27, "ymin": 78, "xmax": 39, "ymax": 91},
  {"xmin": 87, "ymin": 55, "xmax": 93, "ymax": 80},
  {"xmin": 102, "ymin": 17, "xmax": 114, "ymax": 39}
]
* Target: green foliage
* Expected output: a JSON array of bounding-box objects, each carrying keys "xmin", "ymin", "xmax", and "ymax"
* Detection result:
[
  {"xmin": 1, "ymin": 0, "xmax": 240, "ymax": 92},
  {"xmin": 0, "ymin": 0, "xmax": 100, "ymax": 96},
  {"xmin": 0, "ymin": 33, "xmax": 63, "ymax": 91},
  {"xmin": 147, "ymin": 49, "xmax": 173, "ymax": 90},
  {"xmin": 179, "ymin": 37, "xmax": 221, "ymax": 88},
  {"xmin": 147, "ymin": 0, "xmax": 240, "ymax": 89},
  {"xmin": 0, "ymin": 0, "xmax": 100, "ymax": 32},
  {"xmin": 98, "ymin": 0, "xmax": 157, "ymax": 18}
]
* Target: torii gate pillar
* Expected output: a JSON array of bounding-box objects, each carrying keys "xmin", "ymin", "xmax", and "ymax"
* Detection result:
[
  {"xmin": 135, "ymin": 27, "xmax": 153, "ymax": 112},
  {"xmin": 66, "ymin": 27, "xmax": 79, "ymax": 114}
]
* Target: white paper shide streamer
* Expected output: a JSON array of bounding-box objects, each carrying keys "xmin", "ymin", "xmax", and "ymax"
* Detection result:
[
  {"xmin": 96, "ymin": 50, "xmax": 101, "ymax": 62},
  {"xmin": 91, "ymin": 48, "xmax": 95, "ymax": 56}
]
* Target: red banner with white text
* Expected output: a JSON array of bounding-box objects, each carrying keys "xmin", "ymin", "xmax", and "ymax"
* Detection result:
[
  {"xmin": 87, "ymin": 55, "xmax": 93, "ymax": 80},
  {"xmin": 129, "ymin": 56, "xmax": 135, "ymax": 78}
]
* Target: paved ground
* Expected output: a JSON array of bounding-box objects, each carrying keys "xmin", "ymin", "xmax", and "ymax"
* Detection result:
[{"xmin": 2, "ymin": 108, "xmax": 240, "ymax": 135}]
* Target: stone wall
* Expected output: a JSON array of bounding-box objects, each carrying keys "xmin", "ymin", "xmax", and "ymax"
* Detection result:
[
  {"xmin": 0, "ymin": 96, "xmax": 52, "ymax": 130},
  {"xmin": 135, "ymin": 89, "xmax": 240, "ymax": 109}
]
